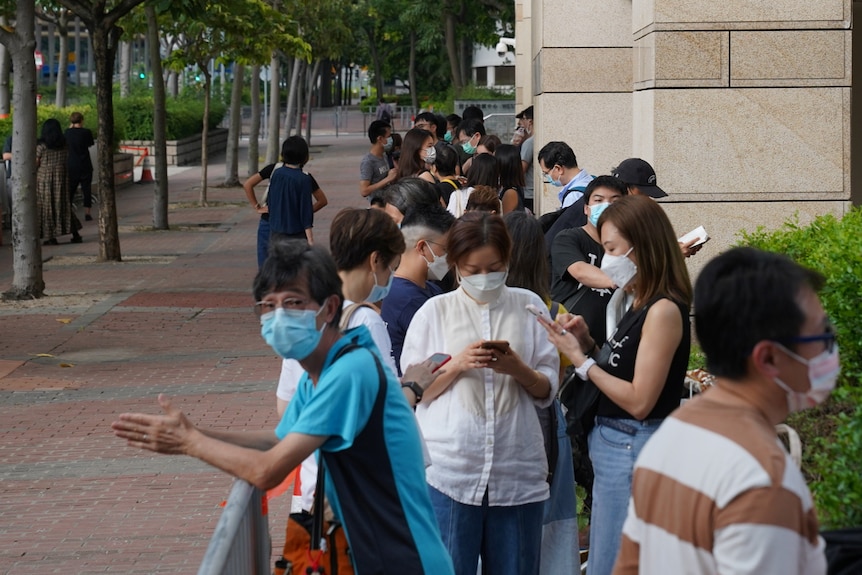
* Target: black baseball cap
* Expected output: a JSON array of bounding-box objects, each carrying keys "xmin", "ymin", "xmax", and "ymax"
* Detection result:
[
  {"xmin": 612, "ymin": 158, "xmax": 667, "ymax": 198},
  {"xmin": 515, "ymin": 106, "xmax": 533, "ymax": 120}
]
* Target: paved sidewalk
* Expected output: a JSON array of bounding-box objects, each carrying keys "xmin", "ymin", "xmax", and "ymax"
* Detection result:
[{"xmin": 0, "ymin": 132, "xmax": 370, "ymax": 574}]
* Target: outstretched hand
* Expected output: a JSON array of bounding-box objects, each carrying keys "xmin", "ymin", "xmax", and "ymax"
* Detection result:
[
  {"xmin": 536, "ymin": 312, "xmax": 591, "ymax": 362},
  {"xmin": 111, "ymin": 394, "xmax": 197, "ymax": 455}
]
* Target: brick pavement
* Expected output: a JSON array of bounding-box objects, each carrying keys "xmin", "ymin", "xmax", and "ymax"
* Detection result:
[{"xmin": 0, "ymin": 130, "xmax": 371, "ymax": 574}]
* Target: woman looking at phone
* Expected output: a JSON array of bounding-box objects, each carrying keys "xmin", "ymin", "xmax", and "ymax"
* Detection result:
[
  {"xmin": 539, "ymin": 194, "xmax": 692, "ymax": 575},
  {"xmin": 401, "ymin": 211, "xmax": 559, "ymax": 575}
]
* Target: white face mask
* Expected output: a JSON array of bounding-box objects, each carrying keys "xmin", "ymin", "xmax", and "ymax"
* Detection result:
[
  {"xmin": 773, "ymin": 342, "xmax": 840, "ymax": 413},
  {"xmin": 424, "ymin": 146, "xmax": 437, "ymax": 164},
  {"xmin": 422, "ymin": 244, "xmax": 449, "ymax": 281},
  {"xmin": 458, "ymin": 269, "xmax": 508, "ymax": 303},
  {"xmin": 600, "ymin": 247, "xmax": 636, "ymax": 289}
]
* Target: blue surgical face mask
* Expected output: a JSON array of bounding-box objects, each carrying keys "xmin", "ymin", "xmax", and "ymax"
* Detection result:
[
  {"xmin": 444, "ymin": 131, "xmax": 454, "ymax": 143},
  {"xmin": 383, "ymin": 136, "xmax": 393, "ymax": 152},
  {"xmin": 588, "ymin": 202, "xmax": 611, "ymax": 227},
  {"xmin": 260, "ymin": 306, "xmax": 326, "ymax": 361},
  {"xmin": 543, "ymin": 169, "xmax": 563, "ymax": 187},
  {"xmin": 462, "ymin": 140, "xmax": 476, "ymax": 155},
  {"xmin": 367, "ymin": 267, "xmax": 395, "ymax": 302}
]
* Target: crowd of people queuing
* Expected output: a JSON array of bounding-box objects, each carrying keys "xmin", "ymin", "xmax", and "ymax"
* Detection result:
[{"xmin": 113, "ymin": 103, "xmax": 839, "ymax": 575}]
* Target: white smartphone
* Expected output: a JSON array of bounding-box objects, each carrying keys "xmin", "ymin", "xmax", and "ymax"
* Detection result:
[
  {"xmin": 525, "ymin": 304, "xmax": 547, "ymax": 318},
  {"xmin": 678, "ymin": 225, "xmax": 710, "ymax": 247}
]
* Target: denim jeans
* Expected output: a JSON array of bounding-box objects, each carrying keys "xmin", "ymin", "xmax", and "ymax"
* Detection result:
[
  {"xmin": 256, "ymin": 217, "xmax": 270, "ymax": 268},
  {"xmin": 586, "ymin": 417, "xmax": 662, "ymax": 575},
  {"xmin": 428, "ymin": 485, "xmax": 544, "ymax": 575}
]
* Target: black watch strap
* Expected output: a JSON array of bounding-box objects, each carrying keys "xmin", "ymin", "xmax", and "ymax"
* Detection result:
[{"xmin": 401, "ymin": 381, "xmax": 423, "ymax": 403}]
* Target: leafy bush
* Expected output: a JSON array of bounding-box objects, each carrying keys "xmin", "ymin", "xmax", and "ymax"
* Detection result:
[{"xmin": 737, "ymin": 207, "xmax": 862, "ymax": 528}]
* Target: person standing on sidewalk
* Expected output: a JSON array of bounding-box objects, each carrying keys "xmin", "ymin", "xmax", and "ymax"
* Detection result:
[
  {"xmin": 244, "ymin": 137, "xmax": 328, "ymax": 267},
  {"xmin": 37, "ymin": 119, "xmax": 82, "ymax": 245},
  {"xmin": 64, "ymin": 112, "xmax": 95, "ymax": 222},
  {"xmin": 112, "ymin": 238, "xmax": 455, "ymax": 575}
]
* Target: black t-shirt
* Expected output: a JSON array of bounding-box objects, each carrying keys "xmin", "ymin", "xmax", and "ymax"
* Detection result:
[
  {"xmin": 550, "ymin": 227, "xmax": 614, "ymax": 344},
  {"xmin": 64, "ymin": 127, "xmax": 94, "ymax": 172},
  {"xmin": 595, "ymin": 297, "xmax": 690, "ymax": 420}
]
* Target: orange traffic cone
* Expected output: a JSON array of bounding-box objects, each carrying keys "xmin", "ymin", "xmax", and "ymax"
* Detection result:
[{"xmin": 138, "ymin": 154, "xmax": 154, "ymax": 183}]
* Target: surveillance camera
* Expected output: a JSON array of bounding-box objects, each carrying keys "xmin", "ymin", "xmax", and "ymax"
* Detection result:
[{"xmin": 495, "ymin": 41, "xmax": 508, "ymax": 58}]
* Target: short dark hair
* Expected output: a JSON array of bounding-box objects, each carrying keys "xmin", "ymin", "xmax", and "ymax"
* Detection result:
[
  {"xmin": 433, "ymin": 114, "xmax": 448, "ymax": 140},
  {"xmin": 504, "ymin": 211, "xmax": 549, "ymax": 300},
  {"xmin": 584, "ymin": 175, "xmax": 628, "ymax": 203},
  {"xmin": 253, "ymin": 239, "xmax": 344, "ymax": 326},
  {"xmin": 384, "ymin": 177, "xmax": 441, "ymax": 216},
  {"xmin": 281, "ymin": 136, "xmax": 309, "ymax": 165},
  {"xmin": 447, "ymin": 211, "xmax": 511, "ymax": 269},
  {"xmin": 458, "ymin": 118, "xmax": 486, "ymax": 139},
  {"xmin": 462, "ymin": 105, "xmax": 484, "ymax": 122},
  {"xmin": 415, "ymin": 112, "xmax": 445, "ymax": 139},
  {"xmin": 368, "ymin": 120, "xmax": 391, "ymax": 144},
  {"xmin": 401, "ymin": 204, "xmax": 455, "ymax": 237},
  {"xmin": 330, "ymin": 208, "xmax": 406, "ymax": 271},
  {"xmin": 69, "ymin": 111, "xmax": 84, "ymax": 124},
  {"xmin": 466, "ymin": 154, "xmax": 499, "ymax": 188},
  {"xmin": 368, "ymin": 189, "xmax": 386, "ymax": 208},
  {"xmin": 433, "ymin": 142, "xmax": 459, "ymax": 177},
  {"xmin": 537, "ymin": 141, "xmax": 577, "ymax": 169},
  {"xmin": 446, "ymin": 114, "xmax": 461, "ymax": 129},
  {"xmin": 694, "ymin": 247, "xmax": 826, "ymax": 379}
]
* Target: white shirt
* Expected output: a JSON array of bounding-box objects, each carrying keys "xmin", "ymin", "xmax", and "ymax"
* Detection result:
[
  {"xmin": 446, "ymin": 186, "xmax": 473, "ymax": 218},
  {"xmin": 401, "ymin": 286, "xmax": 559, "ymax": 506},
  {"xmin": 276, "ymin": 299, "xmax": 399, "ymax": 512}
]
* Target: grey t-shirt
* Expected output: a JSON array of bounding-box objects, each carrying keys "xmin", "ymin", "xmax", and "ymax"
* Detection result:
[
  {"xmin": 360, "ymin": 152, "xmax": 390, "ymax": 186},
  {"xmin": 520, "ymin": 136, "xmax": 534, "ymax": 199}
]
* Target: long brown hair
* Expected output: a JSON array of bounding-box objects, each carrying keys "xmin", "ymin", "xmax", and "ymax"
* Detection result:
[
  {"xmin": 598, "ymin": 195, "xmax": 692, "ymax": 308},
  {"xmin": 397, "ymin": 128, "xmax": 433, "ymax": 179}
]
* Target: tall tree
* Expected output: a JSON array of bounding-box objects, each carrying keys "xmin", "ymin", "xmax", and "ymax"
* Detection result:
[
  {"xmin": 36, "ymin": 2, "xmax": 73, "ymax": 107},
  {"xmin": 56, "ymin": 0, "xmax": 149, "ymax": 262},
  {"xmin": 223, "ymin": 62, "xmax": 243, "ymax": 186},
  {"xmin": 0, "ymin": 2, "xmax": 44, "ymax": 299},
  {"xmin": 145, "ymin": 3, "xmax": 168, "ymax": 229},
  {"xmin": 247, "ymin": 63, "xmax": 260, "ymax": 175}
]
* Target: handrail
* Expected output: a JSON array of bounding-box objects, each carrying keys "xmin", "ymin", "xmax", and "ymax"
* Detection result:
[{"xmin": 197, "ymin": 479, "xmax": 271, "ymax": 575}]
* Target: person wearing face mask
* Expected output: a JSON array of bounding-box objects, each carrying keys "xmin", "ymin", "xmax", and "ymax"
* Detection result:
[
  {"xmin": 381, "ymin": 205, "xmax": 455, "ymax": 374},
  {"xmin": 551, "ymin": 176, "xmax": 629, "ymax": 346},
  {"xmin": 455, "ymin": 118, "xmax": 487, "ymax": 169},
  {"xmin": 113, "ymin": 239, "xmax": 455, "ymax": 575},
  {"xmin": 516, "ymin": 106, "xmax": 535, "ymax": 211},
  {"xmin": 540, "ymin": 195, "xmax": 692, "ymax": 575},
  {"xmin": 359, "ymin": 120, "xmax": 398, "ymax": 199},
  {"xmin": 401, "ymin": 212, "xmax": 560, "ymax": 575},
  {"xmin": 397, "ymin": 128, "xmax": 437, "ymax": 184},
  {"xmin": 609, "ymin": 247, "xmax": 832, "ymax": 575},
  {"xmin": 537, "ymin": 141, "xmax": 594, "ymax": 209}
]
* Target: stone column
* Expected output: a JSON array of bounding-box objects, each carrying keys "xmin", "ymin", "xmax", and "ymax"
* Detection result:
[{"xmin": 633, "ymin": 0, "xmax": 852, "ymax": 261}]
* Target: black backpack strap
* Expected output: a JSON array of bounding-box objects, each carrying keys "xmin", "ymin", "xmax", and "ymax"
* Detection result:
[{"xmin": 550, "ymin": 301, "xmax": 561, "ymax": 320}]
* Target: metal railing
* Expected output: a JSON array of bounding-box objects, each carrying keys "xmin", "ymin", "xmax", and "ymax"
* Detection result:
[{"xmin": 198, "ymin": 479, "xmax": 271, "ymax": 575}]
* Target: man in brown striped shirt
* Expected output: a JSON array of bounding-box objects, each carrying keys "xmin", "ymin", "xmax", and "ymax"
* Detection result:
[{"xmin": 614, "ymin": 247, "xmax": 834, "ymax": 574}]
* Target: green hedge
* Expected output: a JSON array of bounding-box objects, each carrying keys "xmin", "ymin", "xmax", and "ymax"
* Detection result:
[{"xmin": 738, "ymin": 207, "xmax": 862, "ymax": 528}]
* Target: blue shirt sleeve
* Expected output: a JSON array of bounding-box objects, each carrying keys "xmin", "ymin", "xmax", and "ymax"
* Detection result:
[{"xmin": 274, "ymin": 348, "xmax": 378, "ymax": 452}]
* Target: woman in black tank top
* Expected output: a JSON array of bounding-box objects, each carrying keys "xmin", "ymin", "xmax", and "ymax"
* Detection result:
[{"xmin": 539, "ymin": 195, "xmax": 693, "ymax": 575}]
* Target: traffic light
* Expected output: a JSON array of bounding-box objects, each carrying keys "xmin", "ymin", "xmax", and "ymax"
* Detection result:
[{"xmin": 139, "ymin": 71, "xmax": 146, "ymax": 79}]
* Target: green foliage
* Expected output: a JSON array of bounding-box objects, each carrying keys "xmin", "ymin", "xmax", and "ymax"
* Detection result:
[
  {"xmin": 115, "ymin": 94, "xmax": 226, "ymax": 141},
  {"xmin": 737, "ymin": 207, "xmax": 862, "ymax": 528}
]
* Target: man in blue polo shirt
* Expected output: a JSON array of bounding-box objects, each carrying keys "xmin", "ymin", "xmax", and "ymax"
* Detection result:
[{"xmin": 112, "ymin": 239, "xmax": 454, "ymax": 575}]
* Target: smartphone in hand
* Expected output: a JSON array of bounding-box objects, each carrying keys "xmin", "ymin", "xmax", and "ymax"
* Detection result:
[
  {"xmin": 481, "ymin": 340, "xmax": 510, "ymax": 353},
  {"xmin": 525, "ymin": 303, "xmax": 547, "ymax": 318},
  {"xmin": 428, "ymin": 353, "xmax": 452, "ymax": 373}
]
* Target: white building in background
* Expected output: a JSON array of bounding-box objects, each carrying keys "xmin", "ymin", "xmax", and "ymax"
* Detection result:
[{"xmin": 472, "ymin": 37, "xmax": 516, "ymax": 91}]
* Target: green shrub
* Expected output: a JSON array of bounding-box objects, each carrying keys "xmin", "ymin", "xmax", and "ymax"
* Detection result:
[{"xmin": 737, "ymin": 207, "xmax": 862, "ymax": 528}]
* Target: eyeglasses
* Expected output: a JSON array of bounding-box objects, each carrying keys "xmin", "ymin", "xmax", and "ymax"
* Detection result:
[
  {"xmin": 778, "ymin": 324, "xmax": 837, "ymax": 353},
  {"xmin": 253, "ymin": 298, "xmax": 309, "ymax": 317}
]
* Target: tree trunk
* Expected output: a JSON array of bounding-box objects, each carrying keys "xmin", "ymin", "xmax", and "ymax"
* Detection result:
[
  {"xmin": 409, "ymin": 31, "xmax": 418, "ymax": 111},
  {"xmin": 74, "ymin": 17, "xmax": 80, "ymax": 87},
  {"xmin": 248, "ymin": 64, "xmax": 261, "ymax": 176},
  {"xmin": 0, "ymin": 19, "xmax": 10, "ymax": 116},
  {"xmin": 146, "ymin": 4, "xmax": 168, "ymax": 229},
  {"xmin": 119, "ymin": 40, "xmax": 131, "ymax": 97},
  {"xmin": 91, "ymin": 24, "xmax": 123, "ymax": 261},
  {"xmin": 460, "ymin": 36, "xmax": 470, "ymax": 88},
  {"xmin": 366, "ymin": 28, "xmax": 384, "ymax": 99},
  {"xmin": 224, "ymin": 62, "xmax": 243, "ymax": 186},
  {"xmin": 284, "ymin": 56, "xmax": 301, "ymax": 137},
  {"xmin": 2, "ymin": 3, "xmax": 44, "ymax": 299},
  {"xmin": 168, "ymin": 70, "xmax": 178, "ymax": 97},
  {"xmin": 47, "ymin": 21, "xmax": 55, "ymax": 85},
  {"xmin": 444, "ymin": 13, "xmax": 462, "ymax": 93},
  {"xmin": 265, "ymin": 51, "xmax": 280, "ymax": 164},
  {"xmin": 199, "ymin": 67, "xmax": 211, "ymax": 206},
  {"xmin": 55, "ymin": 15, "xmax": 69, "ymax": 107},
  {"xmin": 295, "ymin": 60, "xmax": 305, "ymax": 139},
  {"xmin": 304, "ymin": 60, "xmax": 320, "ymax": 145}
]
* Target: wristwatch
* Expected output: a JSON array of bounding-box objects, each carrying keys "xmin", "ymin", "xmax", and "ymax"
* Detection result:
[
  {"xmin": 401, "ymin": 381, "xmax": 424, "ymax": 403},
  {"xmin": 575, "ymin": 358, "xmax": 596, "ymax": 381}
]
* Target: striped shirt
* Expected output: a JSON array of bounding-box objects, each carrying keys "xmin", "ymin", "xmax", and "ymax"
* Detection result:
[{"xmin": 614, "ymin": 394, "xmax": 826, "ymax": 575}]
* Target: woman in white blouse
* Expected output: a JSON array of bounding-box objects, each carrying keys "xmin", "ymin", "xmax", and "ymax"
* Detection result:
[{"xmin": 401, "ymin": 211, "xmax": 560, "ymax": 575}]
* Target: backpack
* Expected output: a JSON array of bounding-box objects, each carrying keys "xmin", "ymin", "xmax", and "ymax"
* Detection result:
[
  {"xmin": 538, "ymin": 186, "xmax": 587, "ymax": 234},
  {"xmin": 378, "ymin": 104, "xmax": 392, "ymax": 124}
]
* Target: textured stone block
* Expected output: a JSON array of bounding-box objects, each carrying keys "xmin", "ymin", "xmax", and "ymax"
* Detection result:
[
  {"xmin": 731, "ymin": 30, "xmax": 850, "ymax": 87},
  {"xmin": 543, "ymin": 0, "xmax": 633, "ymax": 47},
  {"xmin": 635, "ymin": 31, "xmax": 728, "ymax": 88},
  {"xmin": 539, "ymin": 48, "xmax": 632, "ymax": 93}
]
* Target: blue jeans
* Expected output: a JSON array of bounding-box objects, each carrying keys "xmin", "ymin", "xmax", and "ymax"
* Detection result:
[
  {"xmin": 428, "ymin": 485, "xmax": 544, "ymax": 575},
  {"xmin": 256, "ymin": 217, "xmax": 270, "ymax": 268},
  {"xmin": 586, "ymin": 417, "xmax": 662, "ymax": 575}
]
